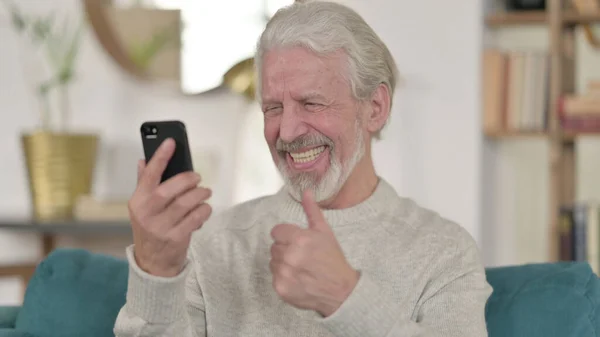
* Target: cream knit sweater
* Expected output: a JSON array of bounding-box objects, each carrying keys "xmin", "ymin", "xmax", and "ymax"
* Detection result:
[{"xmin": 113, "ymin": 178, "xmax": 492, "ymax": 336}]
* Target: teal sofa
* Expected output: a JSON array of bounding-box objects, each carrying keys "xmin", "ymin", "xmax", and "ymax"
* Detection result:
[{"xmin": 0, "ymin": 248, "xmax": 599, "ymax": 337}]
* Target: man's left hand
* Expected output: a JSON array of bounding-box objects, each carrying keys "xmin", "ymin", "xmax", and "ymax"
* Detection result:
[{"xmin": 270, "ymin": 189, "xmax": 360, "ymax": 317}]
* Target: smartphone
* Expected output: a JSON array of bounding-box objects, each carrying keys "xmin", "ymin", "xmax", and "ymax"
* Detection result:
[{"xmin": 140, "ymin": 120, "xmax": 194, "ymax": 183}]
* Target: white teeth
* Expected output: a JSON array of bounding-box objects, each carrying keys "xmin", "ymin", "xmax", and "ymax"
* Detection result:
[{"xmin": 290, "ymin": 146, "xmax": 326, "ymax": 163}]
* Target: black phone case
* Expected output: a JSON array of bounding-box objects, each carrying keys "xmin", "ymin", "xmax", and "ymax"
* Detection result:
[{"xmin": 140, "ymin": 120, "xmax": 194, "ymax": 183}]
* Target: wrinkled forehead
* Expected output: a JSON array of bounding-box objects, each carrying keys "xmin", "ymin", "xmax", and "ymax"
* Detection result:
[{"xmin": 260, "ymin": 47, "xmax": 349, "ymax": 102}]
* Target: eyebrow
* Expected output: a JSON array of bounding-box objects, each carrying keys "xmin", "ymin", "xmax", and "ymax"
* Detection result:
[
  {"xmin": 261, "ymin": 92, "xmax": 328, "ymax": 104},
  {"xmin": 297, "ymin": 92, "xmax": 327, "ymax": 101},
  {"xmin": 261, "ymin": 98, "xmax": 281, "ymax": 106}
]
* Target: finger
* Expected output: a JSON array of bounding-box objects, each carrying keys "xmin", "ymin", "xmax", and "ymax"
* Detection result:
[
  {"xmin": 137, "ymin": 159, "xmax": 146, "ymax": 184},
  {"xmin": 138, "ymin": 138, "xmax": 176, "ymax": 193},
  {"xmin": 146, "ymin": 171, "xmax": 201, "ymax": 211},
  {"xmin": 269, "ymin": 258, "xmax": 279, "ymax": 275},
  {"xmin": 269, "ymin": 243, "xmax": 287, "ymax": 262},
  {"xmin": 167, "ymin": 203, "xmax": 212, "ymax": 241},
  {"xmin": 269, "ymin": 258, "xmax": 290, "ymax": 277},
  {"xmin": 302, "ymin": 189, "xmax": 331, "ymax": 233},
  {"xmin": 159, "ymin": 186, "xmax": 212, "ymax": 226},
  {"xmin": 270, "ymin": 224, "xmax": 303, "ymax": 244},
  {"xmin": 274, "ymin": 243, "xmax": 307, "ymax": 269}
]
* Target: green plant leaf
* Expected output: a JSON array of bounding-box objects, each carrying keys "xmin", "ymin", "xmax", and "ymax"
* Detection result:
[
  {"xmin": 59, "ymin": 19, "xmax": 84, "ymax": 78},
  {"xmin": 5, "ymin": 1, "xmax": 85, "ymax": 131},
  {"xmin": 38, "ymin": 75, "xmax": 59, "ymax": 96},
  {"xmin": 45, "ymin": 32, "xmax": 63, "ymax": 69},
  {"xmin": 2, "ymin": 0, "xmax": 27, "ymax": 32},
  {"xmin": 31, "ymin": 14, "xmax": 54, "ymax": 43},
  {"xmin": 128, "ymin": 22, "xmax": 179, "ymax": 70}
]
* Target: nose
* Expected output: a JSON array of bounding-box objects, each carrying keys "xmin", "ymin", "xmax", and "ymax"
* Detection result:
[{"xmin": 279, "ymin": 104, "xmax": 308, "ymax": 143}]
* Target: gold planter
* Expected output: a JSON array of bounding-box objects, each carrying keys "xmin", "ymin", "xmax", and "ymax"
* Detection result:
[{"xmin": 21, "ymin": 131, "xmax": 99, "ymax": 220}]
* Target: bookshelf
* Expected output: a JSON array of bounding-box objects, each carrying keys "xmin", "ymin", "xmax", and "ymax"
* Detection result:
[{"xmin": 484, "ymin": 0, "xmax": 600, "ymax": 263}]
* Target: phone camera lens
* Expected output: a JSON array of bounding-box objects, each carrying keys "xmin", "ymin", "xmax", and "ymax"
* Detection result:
[{"xmin": 142, "ymin": 125, "xmax": 156, "ymax": 136}]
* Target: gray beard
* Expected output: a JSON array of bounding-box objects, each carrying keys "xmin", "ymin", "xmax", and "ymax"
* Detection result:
[{"xmin": 277, "ymin": 122, "xmax": 365, "ymax": 203}]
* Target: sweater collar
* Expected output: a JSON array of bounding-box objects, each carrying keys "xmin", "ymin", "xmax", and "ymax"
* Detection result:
[{"xmin": 271, "ymin": 177, "xmax": 400, "ymax": 227}]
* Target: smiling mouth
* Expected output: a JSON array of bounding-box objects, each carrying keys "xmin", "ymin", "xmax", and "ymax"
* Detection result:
[{"xmin": 288, "ymin": 145, "xmax": 326, "ymax": 164}]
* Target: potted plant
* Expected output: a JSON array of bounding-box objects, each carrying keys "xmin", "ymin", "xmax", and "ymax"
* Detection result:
[{"xmin": 4, "ymin": 1, "xmax": 99, "ymax": 221}]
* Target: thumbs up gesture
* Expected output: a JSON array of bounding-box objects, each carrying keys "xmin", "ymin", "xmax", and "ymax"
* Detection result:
[{"xmin": 269, "ymin": 190, "xmax": 360, "ymax": 317}]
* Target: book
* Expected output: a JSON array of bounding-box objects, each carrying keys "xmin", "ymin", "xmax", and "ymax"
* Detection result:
[
  {"xmin": 559, "ymin": 202, "xmax": 600, "ymax": 274},
  {"xmin": 558, "ymin": 89, "xmax": 600, "ymax": 133},
  {"xmin": 482, "ymin": 48, "xmax": 550, "ymax": 134}
]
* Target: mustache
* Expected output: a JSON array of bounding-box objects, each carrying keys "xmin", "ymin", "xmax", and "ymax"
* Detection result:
[{"xmin": 276, "ymin": 134, "xmax": 334, "ymax": 152}]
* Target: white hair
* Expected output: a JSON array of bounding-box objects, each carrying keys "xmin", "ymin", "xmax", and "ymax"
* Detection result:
[{"xmin": 255, "ymin": 0, "xmax": 399, "ymax": 136}]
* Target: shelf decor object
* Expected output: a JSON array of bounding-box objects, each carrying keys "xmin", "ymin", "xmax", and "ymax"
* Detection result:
[
  {"xmin": 506, "ymin": 0, "xmax": 546, "ymax": 11},
  {"xmin": 83, "ymin": 0, "xmax": 181, "ymax": 81},
  {"xmin": 571, "ymin": 0, "xmax": 600, "ymax": 48},
  {"xmin": 223, "ymin": 57, "xmax": 256, "ymax": 101},
  {"xmin": 22, "ymin": 132, "xmax": 98, "ymax": 221},
  {"xmin": 4, "ymin": 1, "xmax": 100, "ymax": 221}
]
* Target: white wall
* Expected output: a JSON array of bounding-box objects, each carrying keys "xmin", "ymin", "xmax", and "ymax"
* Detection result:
[
  {"xmin": 0, "ymin": 0, "xmax": 485, "ymax": 303},
  {"xmin": 349, "ymin": 0, "xmax": 484, "ymax": 243}
]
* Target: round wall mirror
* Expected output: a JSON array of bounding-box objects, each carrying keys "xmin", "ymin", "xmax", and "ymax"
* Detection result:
[{"xmin": 85, "ymin": 0, "xmax": 294, "ymax": 98}]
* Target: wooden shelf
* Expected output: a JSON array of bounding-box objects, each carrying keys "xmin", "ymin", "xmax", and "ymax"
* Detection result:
[
  {"xmin": 0, "ymin": 264, "xmax": 37, "ymax": 278},
  {"xmin": 486, "ymin": 11, "xmax": 547, "ymax": 26},
  {"xmin": 486, "ymin": 10, "xmax": 600, "ymax": 27},
  {"xmin": 565, "ymin": 11, "xmax": 600, "ymax": 25},
  {"xmin": 0, "ymin": 220, "xmax": 132, "ymax": 235},
  {"xmin": 485, "ymin": 130, "xmax": 549, "ymax": 138},
  {"xmin": 484, "ymin": 131, "xmax": 600, "ymax": 141}
]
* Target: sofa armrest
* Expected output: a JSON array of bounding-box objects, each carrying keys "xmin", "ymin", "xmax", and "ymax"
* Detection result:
[
  {"xmin": 0, "ymin": 307, "xmax": 20, "ymax": 329},
  {"xmin": 0, "ymin": 329, "xmax": 34, "ymax": 337}
]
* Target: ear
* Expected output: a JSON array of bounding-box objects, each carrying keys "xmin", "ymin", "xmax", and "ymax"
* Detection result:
[{"xmin": 366, "ymin": 83, "xmax": 391, "ymax": 134}]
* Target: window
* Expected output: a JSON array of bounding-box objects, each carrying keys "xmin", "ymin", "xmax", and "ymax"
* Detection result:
[{"xmin": 153, "ymin": 0, "xmax": 294, "ymax": 94}]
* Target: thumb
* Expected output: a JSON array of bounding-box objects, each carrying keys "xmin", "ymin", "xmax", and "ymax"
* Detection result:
[{"xmin": 302, "ymin": 189, "xmax": 331, "ymax": 233}]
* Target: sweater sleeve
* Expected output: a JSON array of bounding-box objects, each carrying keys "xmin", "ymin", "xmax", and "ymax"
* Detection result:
[
  {"xmin": 317, "ymin": 243, "xmax": 492, "ymax": 337},
  {"xmin": 113, "ymin": 245, "xmax": 206, "ymax": 337}
]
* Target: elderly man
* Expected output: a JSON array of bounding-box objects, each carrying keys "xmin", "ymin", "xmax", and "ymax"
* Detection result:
[{"xmin": 114, "ymin": 1, "xmax": 492, "ymax": 336}]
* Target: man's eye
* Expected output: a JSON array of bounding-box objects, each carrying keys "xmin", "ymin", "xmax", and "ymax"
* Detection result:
[{"xmin": 264, "ymin": 106, "xmax": 282, "ymax": 114}]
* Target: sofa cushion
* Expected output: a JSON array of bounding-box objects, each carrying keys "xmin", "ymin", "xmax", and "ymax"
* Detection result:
[
  {"xmin": 14, "ymin": 249, "xmax": 128, "ymax": 337},
  {"xmin": 0, "ymin": 307, "xmax": 20, "ymax": 329},
  {"xmin": 0, "ymin": 329, "xmax": 36, "ymax": 337},
  {"xmin": 485, "ymin": 262, "xmax": 600, "ymax": 337}
]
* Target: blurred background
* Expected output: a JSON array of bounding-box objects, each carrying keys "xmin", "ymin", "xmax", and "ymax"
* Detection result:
[{"xmin": 0, "ymin": 0, "xmax": 599, "ymax": 306}]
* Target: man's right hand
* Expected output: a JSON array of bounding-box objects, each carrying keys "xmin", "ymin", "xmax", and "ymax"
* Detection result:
[{"xmin": 128, "ymin": 138, "xmax": 213, "ymax": 277}]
